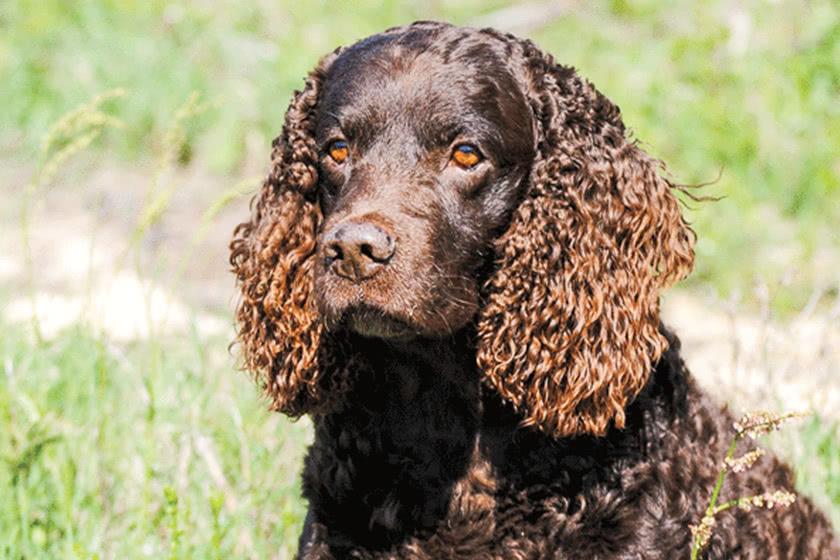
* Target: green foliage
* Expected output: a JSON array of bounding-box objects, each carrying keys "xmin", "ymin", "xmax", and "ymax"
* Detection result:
[
  {"xmin": 777, "ymin": 415, "xmax": 840, "ymax": 529},
  {"xmin": 0, "ymin": 325, "xmax": 311, "ymax": 558}
]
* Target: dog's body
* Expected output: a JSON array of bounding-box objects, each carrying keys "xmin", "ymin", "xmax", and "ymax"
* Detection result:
[
  {"xmin": 298, "ymin": 334, "xmax": 833, "ymax": 558},
  {"xmin": 230, "ymin": 22, "xmax": 838, "ymax": 558}
]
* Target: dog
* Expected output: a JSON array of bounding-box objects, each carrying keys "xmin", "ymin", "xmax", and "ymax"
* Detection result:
[{"xmin": 230, "ymin": 21, "xmax": 839, "ymax": 559}]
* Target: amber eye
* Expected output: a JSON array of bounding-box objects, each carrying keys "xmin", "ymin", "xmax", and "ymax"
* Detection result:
[
  {"xmin": 328, "ymin": 140, "xmax": 349, "ymax": 163},
  {"xmin": 452, "ymin": 144, "xmax": 481, "ymax": 168}
]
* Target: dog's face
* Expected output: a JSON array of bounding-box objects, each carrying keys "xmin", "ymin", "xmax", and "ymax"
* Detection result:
[
  {"xmin": 313, "ymin": 34, "xmax": 535, "ymax": 338},
  {"xmin": 231, "ymin": 22, "xmax": 695, "ymax": 437}
]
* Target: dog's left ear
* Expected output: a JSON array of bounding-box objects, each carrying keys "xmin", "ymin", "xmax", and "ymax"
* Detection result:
[{"xmin": 477, "ymin": 43, "xmax": 695, "ymax": 438}]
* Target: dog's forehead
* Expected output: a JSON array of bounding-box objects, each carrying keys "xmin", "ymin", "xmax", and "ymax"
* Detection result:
[{"xmin": 317, "ymin": 33, "xmax": 522, "ymax": 142}]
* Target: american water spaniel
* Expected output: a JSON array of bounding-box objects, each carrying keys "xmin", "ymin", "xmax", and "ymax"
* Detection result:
[{"xmin": 230, "ymin": 21, "xmax": 838, "ymax": 558}]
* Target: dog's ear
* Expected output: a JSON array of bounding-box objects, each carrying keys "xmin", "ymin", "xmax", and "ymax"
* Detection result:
[
  {"xmin": 230, "ymin": 52, "xmax": 341, "ymax": 417},
  {"xmin": 477, "ymin": 45, "xmax": 695, "ymax": 438}
]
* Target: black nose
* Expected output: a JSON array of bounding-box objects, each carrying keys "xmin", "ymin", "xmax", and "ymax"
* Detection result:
[{"xmin": 323, "ymin": 221, "xmax": 396, "ymax": 282}]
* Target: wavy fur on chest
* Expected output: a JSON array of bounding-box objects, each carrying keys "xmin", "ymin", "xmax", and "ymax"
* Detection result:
[{"xmin": 297, "ymin": 332, "xmax": 836, "ymax": 558}]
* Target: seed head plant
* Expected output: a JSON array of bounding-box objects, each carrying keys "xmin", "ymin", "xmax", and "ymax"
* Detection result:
[{"xmin": 689, "ymin": 411, "xmax": 807, "ymax": 558}]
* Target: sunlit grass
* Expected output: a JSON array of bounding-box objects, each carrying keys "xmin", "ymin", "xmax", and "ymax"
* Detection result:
[
  {"xmin": 0, "ymin": 322, "xmax": 311, "ymax": 559},
  {"xmin": 1, "ymin": 91, "xmax": 305, "ymax": 559}
]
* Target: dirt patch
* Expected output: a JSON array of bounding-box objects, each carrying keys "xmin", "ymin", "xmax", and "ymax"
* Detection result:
[{"xmin": 663, "ymin": 291, "xmax": 840, "ymax": 420}]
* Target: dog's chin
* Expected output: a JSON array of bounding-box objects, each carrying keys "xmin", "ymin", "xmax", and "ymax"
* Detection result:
[{"xmin": 338, "ymin": 306, "xmax": 419, "ymax": 340}]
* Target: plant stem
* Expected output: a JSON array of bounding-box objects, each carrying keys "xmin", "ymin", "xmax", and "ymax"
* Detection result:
[
  {"xmin": 707, "ymin": 437, "xmax": 739, "ymax": 516},
  {"xmin": 690, "ymin": 436, "xmax": 740, "ymax": 559}
]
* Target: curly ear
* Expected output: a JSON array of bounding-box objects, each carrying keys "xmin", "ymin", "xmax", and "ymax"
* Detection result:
[
  {"xmin": 230, "ymin": 52, "xmax": 341, "ymax": 416},
  {"xmin": 477, "ymin": 46, "xmax": 695, "ymax": 438}
]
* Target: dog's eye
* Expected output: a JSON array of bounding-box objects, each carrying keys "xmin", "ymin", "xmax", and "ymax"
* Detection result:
[
  {"xmin": 327, "ymin": 140, "xmax": 349, "ymax": 164},
  {"xmin": 451, "ymin": 144, "xmax": 482, "ymax": 168}
]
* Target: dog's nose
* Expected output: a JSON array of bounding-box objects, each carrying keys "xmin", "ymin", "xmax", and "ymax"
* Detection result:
[{"xmin": 323, "ymin": 222, "xmax": 395, "ymax": 282}]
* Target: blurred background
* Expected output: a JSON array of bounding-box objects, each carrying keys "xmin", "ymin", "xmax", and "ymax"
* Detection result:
[{"xmin": 0, "ymin": 1, "xmax": 837, "ymax": 557}]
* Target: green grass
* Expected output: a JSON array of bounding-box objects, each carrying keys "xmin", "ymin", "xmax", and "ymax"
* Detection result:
[
  {"xmin": 1, "ymin": 0, "xmax": 838, "ymax": 305},
  {"xmin": 776, "ymin": 416, "xmax": 840, "ymax": 530},
  {"xmin": 0, "ymin": 323, "xmax": 311, "ymax": 559}
]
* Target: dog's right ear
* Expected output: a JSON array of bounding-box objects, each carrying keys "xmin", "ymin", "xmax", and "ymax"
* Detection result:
[{"xmin": 230, "ymin": 52, "xmax": 340, "ymax": 417}]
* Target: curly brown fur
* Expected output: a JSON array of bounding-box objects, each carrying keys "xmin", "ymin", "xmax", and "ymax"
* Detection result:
[
  {"xmin": 230, "ymin": 51, "xmax": 362, "ymax": 416},
  {"xmin": 475, "ymin": 35, "xmax": 694, "ymax": 437},
  {"xmin": 230, "ymin": 21, "xmax": 838, "ymax": 559}
]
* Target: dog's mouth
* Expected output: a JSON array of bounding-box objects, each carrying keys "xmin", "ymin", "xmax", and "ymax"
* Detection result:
[{"xmin": 337, "ymin": 305, "xmax": 418, "ymax": 340}]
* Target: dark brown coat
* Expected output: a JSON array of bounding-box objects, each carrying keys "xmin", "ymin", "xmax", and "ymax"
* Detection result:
[{"xmin": 230, "ymin": 21, "xmax": 838, "ymax": 558}]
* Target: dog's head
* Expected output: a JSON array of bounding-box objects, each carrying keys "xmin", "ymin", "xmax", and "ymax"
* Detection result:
[{"xmin": 230, "ymin": 22, "xmax": 695, "ymax": 437}]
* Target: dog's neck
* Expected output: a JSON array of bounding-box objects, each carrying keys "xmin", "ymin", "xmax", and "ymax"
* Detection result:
[
  {"xmin": 305, "ymin": 332, "xmax": 482, "ymax": 548},
  {"xmin": 303, "ymin": 328, "xmax": 688, "ymax": 551}
]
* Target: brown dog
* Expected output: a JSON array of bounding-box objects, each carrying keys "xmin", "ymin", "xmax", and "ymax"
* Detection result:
[{"xmin": 231, "ymin": 21, "xmax": 838, "ymax": 558}]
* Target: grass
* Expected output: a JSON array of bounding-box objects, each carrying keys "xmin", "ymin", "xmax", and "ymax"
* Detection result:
[
  {"xmin": 0, "ymin": 321, "xmax": 311, "ymax": 559},
  {"xmin": 777, "ymin": 416, "xmax": 840, "ymax": 528},
  {"xmin": 3, "ymin": 87, "xmax": 310, "ymax": 558},
  {"xmin": 525, "ymin": 1, "xmax": 840, "ymax": 306}
]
